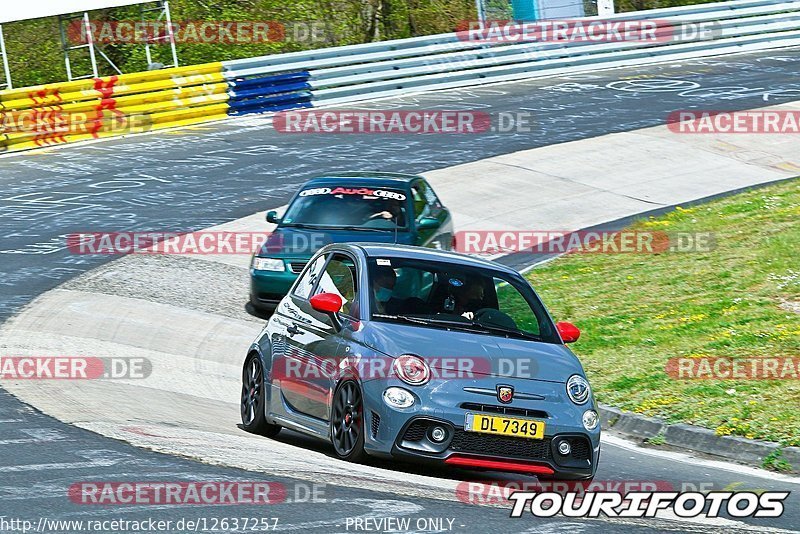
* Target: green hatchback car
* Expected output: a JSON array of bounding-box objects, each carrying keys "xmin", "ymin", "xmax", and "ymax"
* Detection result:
[{"xmin": 249, "ymin": 172, "xmax": 454, "ymax": 312}]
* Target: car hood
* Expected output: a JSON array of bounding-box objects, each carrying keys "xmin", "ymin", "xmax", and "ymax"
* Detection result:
[
  {"xmin": 258, "ymin": 227, "xmax": 414, "ymax": 258},
  {"xmin": 360, "ymin": 321, "xmax": 584, "ymax": 383}
]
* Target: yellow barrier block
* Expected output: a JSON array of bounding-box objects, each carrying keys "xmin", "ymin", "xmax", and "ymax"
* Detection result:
[
  {"xmin": 1, "ymin": 98, "xmax": 231, "ymax": 144},
  {"xmin": 2, "ymin": 110, "xmax": 103, "ymax": 137},
  {"xmin": 0, "ymin": 82, "xmax": 229, "ymax": 122},
  {"xmin": 105, "ymin": 82, "xmax": 229, "ymax": 109},
  {"xmin": 1, "ymin": 113, "xmax": 155, "ymax": 145},
  {"xmin": 148, "ymin": 102, "xmax": 232, "ymax": 125},
  {"xmin": 0, "ymin": 58, "xmax": 232, "ymax": 154},
  {"xmin": 150, "ymin": 110, "xmax": 230, "ymax": 131},
  {"xmin": 1, "ymin": 72, "xmax": 227, "ymax": 111},
  {"xmin": 0, "ymin": 62, "xmax": 224, "ymax": 106},
  {"xmin": 113, "ymin": 93, "xmax": 230, "ymax": 116},
  {"xmin": 0, "ymin": 102, "xmax": 230, "ymax": 153},
  {"xmin": 0, "ymin": 84, "xmax": 229, "ymax": 132}
]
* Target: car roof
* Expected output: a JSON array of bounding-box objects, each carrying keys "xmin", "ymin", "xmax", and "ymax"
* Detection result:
[
  {"xmin": 343, "ymin": 243, "xmax": 519, "ymax": 276},
  {"xmin": 302, "ymin": 173, "xmax": 421, "ymax": 188}
]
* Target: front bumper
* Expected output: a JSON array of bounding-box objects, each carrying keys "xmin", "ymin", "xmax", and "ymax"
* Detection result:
[{"xmin": 362, "ymin": 376, "xmax": 600, "ymax": 479}]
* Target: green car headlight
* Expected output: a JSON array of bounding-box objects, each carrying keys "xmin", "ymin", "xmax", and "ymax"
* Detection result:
[{"xmin": 252, "ymin": 257, "xmax": 285, "ymax": 272}]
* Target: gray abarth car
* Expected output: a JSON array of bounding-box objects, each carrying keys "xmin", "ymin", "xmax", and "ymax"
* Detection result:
[{"xmin": 241, "ymin": 244, "xmax": 599, "ymax": 480}]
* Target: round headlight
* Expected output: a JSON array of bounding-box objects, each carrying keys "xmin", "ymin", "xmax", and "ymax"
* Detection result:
[
  {"xmin": 583, "ymin": 409, "xmax": 599, "ymax": 431},
  {"xmin": 566, "ymin": 375, "xmax": 591, "ymax": 405},
  {"xmin": 383, "ymin": 387, "xmax": 415, "ymax": 408},
  {"xmin": 392, "ymin": 355, "xmax": 431, "ymax": 386}
]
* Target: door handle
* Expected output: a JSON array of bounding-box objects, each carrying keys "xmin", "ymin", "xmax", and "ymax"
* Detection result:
[{"xmin": 286, "ymin": 324, "xmax": 301, "ymax": 336}]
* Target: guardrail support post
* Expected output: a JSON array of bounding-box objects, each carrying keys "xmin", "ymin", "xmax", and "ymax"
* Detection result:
[
  {"xmin": 163, "ymin": 1, "xmax": 180, "ymax": 68},
  {"xmin": 59, "ymin": 12, "xmax": 102, "ymax": 81},
  {"xmin": 475, "ymin": 0, "xmax": 486, "ymax": 27},
  {"xmin": 0, "ymin": 24, "xmax": 11, "ymax": 90},
  {"xmin": 141, "ymin": 1, "xmax": 179, "ymax": 70},
  {"xmin": 84, "ymin": 13, "xmax": 100, "ymax": 78}
]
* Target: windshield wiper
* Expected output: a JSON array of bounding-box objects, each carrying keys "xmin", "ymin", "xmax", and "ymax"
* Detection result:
[
  {"xmin": 337, "ymin": 225, "xmax": 388, "ymax": 232},
  {"xmin": 372, "ymin": 314, "xmax": 471, "ymax": 330},
  {"xmin": 280, "ymin": 223, "xmax": 322, "ymax": 229},
  {"xmin": 373, "ymin": 314, "xmax": 489, "ymax": 332},
  {"xmin": 373, "ymin": 314, "xmax": 542, "ymax": 341},
  {"xmin": 282, "ymin": 223, "xmax": 386, "ymax": 232},
  {"xmin": 373, "ymin": 314, "xmax": 432, "ymax": 325},
  {"xmin": 466, "ymin": 322, "xmax": 544, "ymax": 341}
]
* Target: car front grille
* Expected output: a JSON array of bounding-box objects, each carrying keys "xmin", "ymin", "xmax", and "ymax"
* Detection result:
[
  {"xmin": 449, "ymin": 430, "xmax": 552, "ymax": 461},
  {"xmin": 288, "ymin": 261, "xmax": 307, "ymax": 274},
  {"xmin": 460, "ymin": 403, "xmax": 549, "ymax": 419},
  {"xmin": 568, "ymin": 437, "xmax": 591, "ymax": 460},
  {"xmin": 402, "ymin": 420, "xmax": 428, "ymax": 442}
]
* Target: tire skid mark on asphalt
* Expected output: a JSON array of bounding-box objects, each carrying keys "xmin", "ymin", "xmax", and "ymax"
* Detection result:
[
  {"xmin": 0, "ymin": 427, "xmax": 71, "ymax": 445},
  {"xmin": 0, "ymin": 450, "xmax": 131, "ymax": 472}
]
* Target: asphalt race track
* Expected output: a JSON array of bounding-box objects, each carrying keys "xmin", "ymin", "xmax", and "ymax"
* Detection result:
[
  {"xmin": 1, "ymin": 48, "xmax": 800, "ymax": 532},
  {"xmin": 3, "ymin": 48, "xmax": 800, "ymax": 320}
]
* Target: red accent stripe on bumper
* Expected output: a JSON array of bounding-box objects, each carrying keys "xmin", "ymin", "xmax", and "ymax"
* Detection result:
[{"xmin": 444, "ymin": 455, "xmax": 555, "ymax": 475}]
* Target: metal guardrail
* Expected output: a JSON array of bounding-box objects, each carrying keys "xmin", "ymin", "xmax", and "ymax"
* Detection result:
[
  {"xmin": 222, "ymin": 0, "xmax": 796, "ymax": 78},
  {"xmin": 225, "ymin": 0, "xmax": 800, "ymax": 107},
  {"xmin": 1, "ymin": 0, "xmax": 799, "ymax": 153}
]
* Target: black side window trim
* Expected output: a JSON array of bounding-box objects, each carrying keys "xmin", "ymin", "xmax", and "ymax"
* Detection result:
[
  {"xmin": 311, "ymin": 250, "xmax": 361, "ymax": 320},
  {"xmin": 291, "ymin": 253, "xmax": 328, "ymax": 300}
]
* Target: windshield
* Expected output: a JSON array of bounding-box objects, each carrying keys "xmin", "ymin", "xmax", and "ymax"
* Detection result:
[
  {"xmin": 282, "ymin": 186, "xmax": 409, "ymax": 230},
  {"xmin": 367, "ymin": 257, "xmax": 558, "ymax": 343}
]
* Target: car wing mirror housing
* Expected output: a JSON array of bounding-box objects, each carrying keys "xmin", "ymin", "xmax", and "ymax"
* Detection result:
[
  {"xmin": 266, "ymin": 210, "xmax": 281, "ymax": 224},
  {"xmin": 417, "ymin": 217, "xmax": 439, "ymax": 230},
  {"xmin": 556, "ymin": 321, "xmax": 581, "ymax": 343},
  {"xmin": 309, "ymin": 293, "xmax": 343, "ymax": 329}
]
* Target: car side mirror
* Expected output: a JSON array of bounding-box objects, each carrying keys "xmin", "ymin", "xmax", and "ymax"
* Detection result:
[
  {"xmin": 416, "ymin": 217, "xmax": 439, "ymax": 230},
  {"xmin": 309, "ymin": 293, "xmax": 343, "ymax": 328},
  {"xmin": 266, "ymin": 210, "xmax": 281, "ymax": 224},
  {"xmin": 556, "ymin": 322, "xmax": 581, "ymax": 343}
]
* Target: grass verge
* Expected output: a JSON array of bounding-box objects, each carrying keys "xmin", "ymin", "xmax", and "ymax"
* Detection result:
[{"xmin": 527, "ymin": 178, "xmax": 800, "ymax": 446}]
